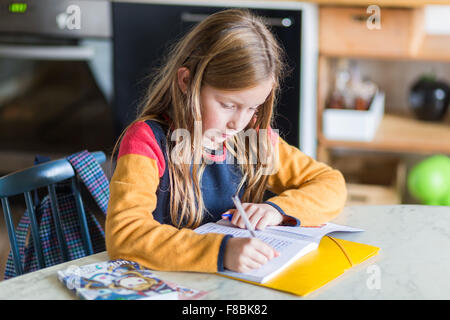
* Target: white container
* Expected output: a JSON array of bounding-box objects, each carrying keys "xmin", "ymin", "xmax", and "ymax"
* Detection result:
[
  {"xmin": 323, "ymin": 91, "xmax": 385, "ymax": 142},
  {"xmin": 424, "ymin": 5, "xmax": 450, "ymax": 35}
]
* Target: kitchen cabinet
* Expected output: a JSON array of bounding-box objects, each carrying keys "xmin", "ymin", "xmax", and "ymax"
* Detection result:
[{"xmin": 316, "ymin": 5, "xmax": 450, "ymax": 205}]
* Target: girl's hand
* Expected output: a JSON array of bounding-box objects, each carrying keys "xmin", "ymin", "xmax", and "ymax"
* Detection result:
[
  {"xmin": 222, "ymin": 203, "xmax": 283, "ymax": 231},
  {"xmin": 223, "ymin": 237, "xmax": 279, "ymax": 273}
]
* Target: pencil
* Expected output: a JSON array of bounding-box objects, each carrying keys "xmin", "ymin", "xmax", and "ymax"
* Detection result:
[{"xmin": 231, "ymin": 194, "xmax": 257, "ymax": 238}]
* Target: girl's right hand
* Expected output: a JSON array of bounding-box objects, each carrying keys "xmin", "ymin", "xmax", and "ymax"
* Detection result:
[{"xmin": 223, "ymin": 237, "xmax": 279, "ymax": 273}]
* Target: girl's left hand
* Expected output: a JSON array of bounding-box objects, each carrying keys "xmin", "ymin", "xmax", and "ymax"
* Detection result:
[{"xmin": 222, "ymin": 203, "xmax": 283, "ymax": 230}]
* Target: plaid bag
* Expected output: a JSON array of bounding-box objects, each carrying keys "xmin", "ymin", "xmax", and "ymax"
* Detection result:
[{"xmin": 4, "ymin": 150, "xmax": 109, "ymax": 279}]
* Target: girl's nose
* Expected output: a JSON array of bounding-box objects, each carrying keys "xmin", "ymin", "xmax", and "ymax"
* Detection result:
[
  {"xmin": 227, "ymin": 119, "xmax": 237, "ymax": 131},
  {"xmin": 227, "ymin": 110, "xmax": 245, "ymax": 131}
]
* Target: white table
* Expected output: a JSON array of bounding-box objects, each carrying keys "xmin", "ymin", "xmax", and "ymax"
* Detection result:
[{"xmin": 0, "ymin": 205, "xmax": 449, "ymax": 300}]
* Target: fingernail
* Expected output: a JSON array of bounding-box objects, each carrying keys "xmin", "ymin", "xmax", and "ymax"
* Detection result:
[{"xmin": 222, "ymin": 213, "xmax": 233, "ymax": 220}]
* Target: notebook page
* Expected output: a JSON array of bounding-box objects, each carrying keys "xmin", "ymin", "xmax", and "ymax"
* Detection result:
[
  {"xmin": 267, "ymin": 222, "xmax": 364, "ymax": 243},
  {"xmin": 194, "ymin": 222, "xmax": 318, "ymax": 283},
  {"xmin": 195, "ymin": 222, "xmax": 297, "ymax": 252},
  {"xmin": 213, "ymin": 219, "xmax": 363, "ymax": 243}
]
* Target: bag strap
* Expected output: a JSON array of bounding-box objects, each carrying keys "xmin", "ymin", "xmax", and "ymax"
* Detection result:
[{"xmin": 66, "ymin": 150, "xmax": 109, "ymax": 214}]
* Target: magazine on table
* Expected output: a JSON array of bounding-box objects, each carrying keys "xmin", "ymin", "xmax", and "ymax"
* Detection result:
[{"xmin": 57, "ymin": 259, "xmax": 207, "ymax": 300}]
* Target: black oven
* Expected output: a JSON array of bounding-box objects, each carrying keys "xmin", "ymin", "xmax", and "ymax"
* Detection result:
[{"xmin": 0, "ymin": 0, "xmax": 114, "ymax": 174}]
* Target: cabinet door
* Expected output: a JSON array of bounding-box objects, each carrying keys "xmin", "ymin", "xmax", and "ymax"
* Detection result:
[{"xmin": 319, "ymin": 6, "xmax": 413, "ymax": 58}]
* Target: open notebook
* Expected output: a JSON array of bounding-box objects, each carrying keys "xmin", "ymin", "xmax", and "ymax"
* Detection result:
[{"xmin": 194, "ymin": 220, "xmax": 363, "ymax": 283}]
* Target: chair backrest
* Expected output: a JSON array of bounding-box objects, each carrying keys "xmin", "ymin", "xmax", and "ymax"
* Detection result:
[{"xmin": 0, "ymin": 151, "xmax": 106, "ymax": 276}]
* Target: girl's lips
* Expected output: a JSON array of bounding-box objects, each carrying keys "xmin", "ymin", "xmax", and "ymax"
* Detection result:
[
  {"xmin": 222, "ymin": 132, "xmax": 237, "ymax": 138},
  {"xmin": 222, "ymin": 133, "xmax": 236, "ymax": 139}
]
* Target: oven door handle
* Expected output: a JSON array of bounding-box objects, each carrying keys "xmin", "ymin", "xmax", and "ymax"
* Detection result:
[{"xmin": 0, "ymin": 44, "xmax": 95, "ymax": 60}]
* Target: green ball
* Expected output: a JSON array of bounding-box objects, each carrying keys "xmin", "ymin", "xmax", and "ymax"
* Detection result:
[
  {"xmin": 407, "ymin": 155, "xmax": 450, "ymax": 204},
  {"xmin": 441, "ymin": 193, "xmax": 450, "ymax": 206}
]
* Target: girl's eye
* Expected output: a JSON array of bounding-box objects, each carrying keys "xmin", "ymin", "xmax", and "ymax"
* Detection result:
[{"xmin": 221, "ymin": 103, "xmax": 235, "ymax": 109}]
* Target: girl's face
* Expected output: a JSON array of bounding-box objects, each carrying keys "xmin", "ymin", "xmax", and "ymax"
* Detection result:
[{"xmin": 200, "ymin": 79, "xmax": 274, "ymax": 149}]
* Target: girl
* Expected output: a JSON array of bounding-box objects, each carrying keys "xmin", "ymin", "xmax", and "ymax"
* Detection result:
[{"xmin": 106, "ymin": 9, "xmax": 347, "ymax": 274}]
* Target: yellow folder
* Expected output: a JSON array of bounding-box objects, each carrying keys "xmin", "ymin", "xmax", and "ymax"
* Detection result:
[{"xmin": 221, "ymin": 236, "xmax": 380, "ymax": 297}]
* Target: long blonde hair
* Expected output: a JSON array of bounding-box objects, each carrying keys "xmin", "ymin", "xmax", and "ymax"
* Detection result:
[{"xmin": 112, "ymin": 9, "xmax": 286, "ymax": 229}]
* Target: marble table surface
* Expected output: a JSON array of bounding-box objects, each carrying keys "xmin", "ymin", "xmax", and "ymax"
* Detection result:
[{"xmin": 0, "ymin": 205, "xmax": 449, "ymax": 300}]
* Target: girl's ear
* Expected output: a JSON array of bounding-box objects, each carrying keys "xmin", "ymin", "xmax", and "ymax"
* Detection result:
[{"xmin": 177, "ymin": 67, "xmax": 190, "ymax": 94}]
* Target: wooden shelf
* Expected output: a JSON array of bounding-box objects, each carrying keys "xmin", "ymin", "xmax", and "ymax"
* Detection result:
[
  {"xmin": 316, "ymin": 5, "xmax": 450, "ymax": 164},
  {"xmin": 318, "ymin": 50, "xmax": 450, "ymax": 64},
  {"xmin": 346, "ymin": 183, "xmax": 401, "ymax": 205},
  {"xmin": 315, "ymin": 3, "xmax": 450, "ymax": 204},
  {"xmin": 305, "ymin": 0, "xmax": 450, "ymax": 7},
  {"xmin": 319, "ymin": 6, "xmax": 450, "ymax": 62},
  {"xmin": 319, "ymin": 113, "xmax": 450, "ymax": 155}
]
